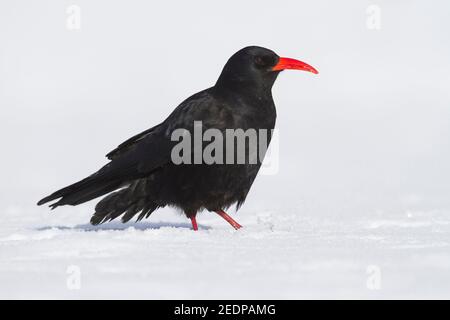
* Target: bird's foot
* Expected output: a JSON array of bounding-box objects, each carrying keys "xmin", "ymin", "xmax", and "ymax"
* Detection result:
[
  {"xmin": 190, "ymin": 216, "xmax": 198, "ymax": 231},
  {"xmin": 215, "ymin": 210, "xmax": 242, "ymax": 230}
]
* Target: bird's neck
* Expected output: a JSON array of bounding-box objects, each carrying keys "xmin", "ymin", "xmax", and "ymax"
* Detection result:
[{"xmin": 214, "ymin": 74, "xmax": 276, "ymax": 103}]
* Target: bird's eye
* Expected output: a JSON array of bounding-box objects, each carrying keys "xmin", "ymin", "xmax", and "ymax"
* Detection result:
[
  {"xmin": 255, "ymin": 55, "xmax": 276, "ymax": 69},
  {"xmin": 254, "ymin": 56, "xmax": 270, "ymax": 68}
]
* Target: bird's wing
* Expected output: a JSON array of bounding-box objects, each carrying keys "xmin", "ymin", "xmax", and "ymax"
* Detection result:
[
  {"xmin": 164, "ymin": 88, "xmax": 236, "ymax": 133},
  {"xmin": 105, "ymin": 89, "xmax": 228, "ymax": 176},
  {"xmin": 106, "ymin": 88, "xmax": 222, "ymax": 161},
  {"xmin": 106, "ymin": 123, "xmax": 163, "ymax": 160}
]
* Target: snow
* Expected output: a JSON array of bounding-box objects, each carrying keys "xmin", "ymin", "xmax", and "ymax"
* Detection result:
[
  {"xmin": 1, "ymin": 1, "xmax": 450, "ymax": 299},
  {"xmin": 1, "ymin": 204, "xmax": 449, "ymax": 299}
]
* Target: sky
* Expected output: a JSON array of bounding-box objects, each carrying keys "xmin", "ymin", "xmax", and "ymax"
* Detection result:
[{"xmin": 0, "ymin": 0, "xmax": 449, "ymax": 220}]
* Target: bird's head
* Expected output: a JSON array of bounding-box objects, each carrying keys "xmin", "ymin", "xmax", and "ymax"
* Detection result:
[{"xmin": 215, "ymin": 46, "xmax": 318, "ymax": 94}]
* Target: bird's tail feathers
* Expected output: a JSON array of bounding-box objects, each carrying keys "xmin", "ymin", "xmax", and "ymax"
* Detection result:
[
  {"xmin": 37, "ymin": 173, "xmax": 123, "ymax": 209},
  {"xmin": 90, "ymin": 184, "xmax": 159, "ymax": 225}
]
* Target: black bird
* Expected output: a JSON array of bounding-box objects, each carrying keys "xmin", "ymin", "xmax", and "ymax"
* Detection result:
[{"xmin": 38, "ymin": 46, "xmax": 318, "ymax": 230}]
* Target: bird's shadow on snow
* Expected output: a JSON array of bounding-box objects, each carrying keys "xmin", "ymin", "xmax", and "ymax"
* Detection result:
[{"xmin": 37, "ymin": 221, "xmax": 211, "ymax": 232}]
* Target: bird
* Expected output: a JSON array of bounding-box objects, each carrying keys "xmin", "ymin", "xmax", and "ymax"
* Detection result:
[{"xmin": 37, "ymin": 46, "xmax": 318, "ymax": 231}]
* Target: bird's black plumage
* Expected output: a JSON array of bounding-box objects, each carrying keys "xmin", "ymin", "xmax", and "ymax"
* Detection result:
[{"xmin": 38, "ymin": 46, "xmax": 317, "ymax": 229}]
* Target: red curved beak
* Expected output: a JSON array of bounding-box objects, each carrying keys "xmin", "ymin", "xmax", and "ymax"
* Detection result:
[{"xmin": 272, "ymin": 57, "xmax": 318, "ymax": 74}]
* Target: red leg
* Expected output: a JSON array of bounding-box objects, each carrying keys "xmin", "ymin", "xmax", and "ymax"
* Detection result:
[
  {"xmin": 190, "ymin": 216, "xmax": 198, "ymax": 231},
  {"xmin": 215, "ymin": 210, "xmax": 242, "ymax": 230}
]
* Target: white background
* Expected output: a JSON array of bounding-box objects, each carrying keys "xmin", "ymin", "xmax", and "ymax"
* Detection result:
[{"xmin": 0, "ymin": 0, "xmax": 449, "ymax": 299}]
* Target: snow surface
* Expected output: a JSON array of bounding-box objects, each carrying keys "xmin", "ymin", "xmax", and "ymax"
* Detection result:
[
  {"xmin": 1, "ymin": 204, "xmax": 449, "ymax": 299},
  {"xmin": 1, "ymin": 1, "xmax": 450, "ymax": 299}
]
